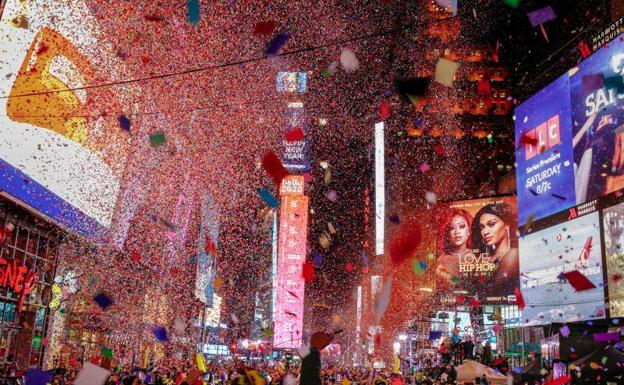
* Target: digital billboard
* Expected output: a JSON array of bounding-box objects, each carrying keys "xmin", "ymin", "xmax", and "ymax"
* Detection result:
[
  {"xmin": 281, "ymin": 102, "xmax": 310, "ymax": 172},
  {"xmin": 276, "ymin": 72, "xmax": 307, "ymax": 93},
  {"xmin": 194, "ymin": 194, "xmax": 219, "ymax": 306},
  {"xmin": 0, "ymin": 0, "xmax": 134, "ymax": 235},
  {"xmin": 434, "ymin": 196, "xmax": 519, "ymax": 304},
  {"xmin": 602, "ymin": 200, "xmax": 624, "ymax": 317},
  {"xmin": 519, "ymin": 209, "xmax": 606, "ymax": 324},
  {"xmin": 273, "ymin": 176, "xmax": 308, "ymax": 349},
  {"xmin": 514, "ymin": 33, "xmax": 624, "ymax": 226},
  {"xmin": 569, "ymin": 39, "xmax": 624, "ymax": 203},
  {"xmin": 514, "ymin": 74, "xmax": 575, "ymax": 225}
]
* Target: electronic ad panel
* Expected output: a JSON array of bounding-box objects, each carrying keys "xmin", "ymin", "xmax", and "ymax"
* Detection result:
[
  {"xmin": 0, "ymin": 0, "xmax": 135, "ymax": 235},
  {"xmin": 434, "ymin": 196, "xmax": 519, "ymax": 304},
  {"xmin": 519, "ymin": 205, "xmax": 606, "ymax": 324}
]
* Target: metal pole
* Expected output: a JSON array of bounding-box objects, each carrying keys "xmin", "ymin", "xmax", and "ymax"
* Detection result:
[{"xmin": 521, "ymin": 326, "xmax": 525, "ymax": 366}]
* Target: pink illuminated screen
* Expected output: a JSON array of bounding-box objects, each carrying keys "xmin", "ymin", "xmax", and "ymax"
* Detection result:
[{"xmin": 273, "ymin": 194, "xmax": 308, "ymax": 349}]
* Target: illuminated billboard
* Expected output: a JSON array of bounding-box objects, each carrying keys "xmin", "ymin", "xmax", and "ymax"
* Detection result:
[
  {"xmin": 282, "ymin": 103, "xmax": 310, "ymax": 172},
  {"xmin": 514, "ymin": 75, "xmax": 575, "ymax": 225},
  {"xmin": 276, "ymin": 72, "xmax": 307, "ymax": 93},
  {"xmin": 514, "ymin": 33, "xmax": 624, "ymax": 226},
  {"xmin": 602, "ymin": 199, "xmax": 624, "ymax": 317},
  {"xmin": 195, "ymin": 194, "xmax": 219, "ymax": 306},
  {"xmin": 375, "ymin": 122, "xmax": 384, "ymax": 256},
  {"xmin": 519, "ymin": 205, "xmax": 605, "ymax": 324},
  {"xmin": 0, "ymin": 0, "xmax": 134, "ymax": 235},
  {"xmin": 434, "ymin": 196, "xmax": 519, "ymax": 304},
  {"xmin": 273, "ymin": 176, "xmax": 308, "ymax": 349}
]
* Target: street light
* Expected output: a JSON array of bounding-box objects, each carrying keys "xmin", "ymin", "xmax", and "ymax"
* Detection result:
[{"xmin": 398, "ymin": 334, "xmax": 407, "ymax": 341}]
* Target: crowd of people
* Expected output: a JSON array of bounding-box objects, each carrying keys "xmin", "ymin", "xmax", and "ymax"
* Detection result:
[{"xmin": 22, "ymin": 331, "xmax": 564, "ymax": 385}]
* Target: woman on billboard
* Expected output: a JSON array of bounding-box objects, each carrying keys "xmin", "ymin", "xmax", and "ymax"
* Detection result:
[
  {"xmin": 435, "ymin": 208, "xmax": 474, "ymax": 283},
  {"xmin": 471, "ymin": 203, "xmax": 519, "ymax": 295}
]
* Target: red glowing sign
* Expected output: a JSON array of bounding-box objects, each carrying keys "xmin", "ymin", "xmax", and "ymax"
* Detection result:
[
  {"xmin": 524, "ymin": 114, "xmax": 561, "ymax": 160},
  {"xmin": 273, "ymin": 194, "xmax": 308, "ymax": 349},
  {"xmin": 0, "ymin": 259, "xmax": 37, "ymax": 312}
]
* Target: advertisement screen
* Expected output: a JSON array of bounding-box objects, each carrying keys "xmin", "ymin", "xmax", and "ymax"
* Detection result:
[
  {"xmin": 434, "ymin": 196, "xmax": 519, "ymax": 304},
  {"xmin": 569, "ymin": 39, "xmax": 624, "ymax": 204},
  {"xmin": 519, "ymin": 210, "xmax": 605, "ymax": 324},
  {"xmin": 194, "ymin": 194, "xmax": 219, "ymax": 306},
  {"xmin": 273, "ymin": 176, "xmax": 308, "ymax": 349},
  {"xmin": 514, "ymin": 74, "xmax": 576, "ymax": 225},
  {"xmin": 602, "ymin": 200, "xmax": 624, "ymax": 317},
  {"xmin": 276, "ymin": 72, "xmax": 307, "ymax": 93},
  {"xmin": 281, "ymin": 103, "xmax": 310, "ymax": 172},
  {"xmin": 514, "ymin": 33, "xmax": 624, "ymax": 226},
  {"xmin": 0, "ymin": 0, "xmax": 133, "ymax": 235}
]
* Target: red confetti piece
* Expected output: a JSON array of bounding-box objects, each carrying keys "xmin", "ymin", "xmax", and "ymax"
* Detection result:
[
  {"xmin": 284, "ymin": 127, "xmax": 304, "ymax": 142},
  {"xmin": 262, "ymin": 151, "xmax": 288, "ymax": 186},
  {"xmin": 254, "ymin": 21, "xmax": 276, "ymax": 35},
  {"xmin": 302, "ymin": 262, "xmax": 315, "ymax": 282},
  {"xmin": 514, "ymin": 287, "xmax": 525, "ymax": 310},
  {"xmin": 379, "ymin": 100, "xmax": 392, "ymax": 120},
  {"xmin": 563, "ymin": 270, "xmax": 596, "ymax": 292}
]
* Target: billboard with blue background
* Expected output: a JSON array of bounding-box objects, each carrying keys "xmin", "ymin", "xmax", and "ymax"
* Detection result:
[
  {"xmin": 515, "ymin": 33, "xmax": 624, "ymax": 226},
  {"xmin": 515, "ymin": 74, "xmax": 576, "ymax": 225}
]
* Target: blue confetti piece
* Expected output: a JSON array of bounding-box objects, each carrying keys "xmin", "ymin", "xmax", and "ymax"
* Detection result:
[
  {"xmin": 152, "ymin": 326, "xmax": 169, "ymax": 342},
  {"xmin": 312, "ymin": 251, "xmax": 323, "ymax": 268},
  {"xmin": 257, "ymin": 188, "xmax": 279, "ymax": 208},
  {"xmin": 25, "ymin": 369, "xmax": 54, "ymax": 385},
  {"xmin": 360, "ymin": 250, "xmax": 369, "ymax": 266},
  {"xmin": 265, "ymin": 32, "xmax": 290, "ymax": 56},
  {"xmin": 187, "ymin": 0, "xmax": 200, "ymax": 24},
  {"xmin": 118, "ymin": 115, "xmax": 131, "ymax": 131},
  {"xmin": 93, "ymin": 293, "xmax": 113, "ymax": 310}
]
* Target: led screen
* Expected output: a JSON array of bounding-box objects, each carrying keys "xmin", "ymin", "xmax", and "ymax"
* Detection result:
[
  {"xmin": 0, "ymin": 0, "xmax": 133, "ymax": 235},
  {"xmin": 514, "ymin": 74, "xmax": 575, "ymax": 225},
  {"xmin": 519, "ymin": 211, "xmax": 605, "ymax": 324},
  {"xmin": 515, "ymin": 33, "xmax": 624, "ymax": 226},
  {"xmin": 276, "ymin": 72, "xmax": 307, "ymax": 93},
  {"xmin": 602, "ymin": 200, "xmax": 624, "ymax": 317},
  {"xmin": 273, "ymin": 176, "xmax": 308, "ymax": 349},
  {"xmin": 434, "ymin": 196, "xmax": 519, "ymax": 304}
]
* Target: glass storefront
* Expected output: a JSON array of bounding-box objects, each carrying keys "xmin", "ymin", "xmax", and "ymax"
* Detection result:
[{"xmin": 0, "ymin": 197, "xmax": 59, "ymax": 368}]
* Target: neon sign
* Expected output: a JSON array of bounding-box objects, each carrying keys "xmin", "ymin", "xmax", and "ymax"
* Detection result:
[{"xmin": 0, "ymin": 258, "xmax": 37, "ymax": 312}]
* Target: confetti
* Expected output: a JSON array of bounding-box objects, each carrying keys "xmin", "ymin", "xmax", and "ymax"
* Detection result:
[
  {"xmin": 527, "ymin": 6, "xmax": 557, "ymax": 27},
  {"xmin": 93, "ymin": 293, "xmax": 114, "ymax": 310},
  {"xmin": 559, "ymin": 325, "xmax": 571, "ymax": 337},
  {"xmin": 434, "ymin": 58, "xmax": 459, "ymax": 87},
  {"xmin": 563, "ymin": 270, "xmax": 597, "ymax": 291},
  {"xmin": 254, "ymin": 21, "xmax": 277, "ymax": 35},
  {"xmin": 117, "ymin": 115, "xmax": 131, "ymax": 131},
  {"xmin": 149, "ymin": 131, "xmax": 166, "ymax": 147},
  {"xmin": 265, "ymin": 32, "xmax": 290, "ymax": 56},
  {"xmin": 257, "ymin": 188, "xmax": 279, "ymax": 208},
  {"xmin": 262, "ymin": 151, "xmax": 288, "ymax": 185},
  {"xmin": 340, "ymin": 48, "xmax": 359, "ymax": 72},
  {"xmin": 187, "ymin": 0, "xmax": 200, "ymax": 24}
]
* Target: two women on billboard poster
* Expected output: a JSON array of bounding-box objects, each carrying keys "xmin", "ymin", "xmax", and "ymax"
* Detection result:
[{"xmin": 435, "ymin": 197, "xmax": 519, "ymax": 302}]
